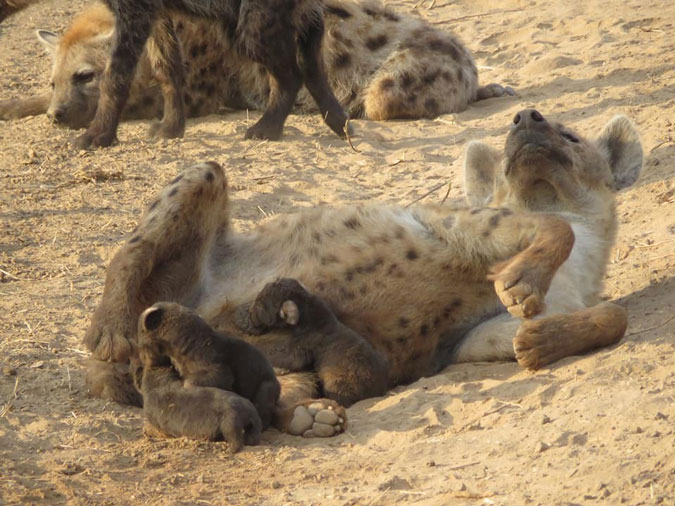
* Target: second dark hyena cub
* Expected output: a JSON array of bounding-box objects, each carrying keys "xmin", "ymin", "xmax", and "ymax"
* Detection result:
[
  {"xmin": 138, "ymin": 302, "xmax": 281, "ymax": 429},
  {"xmin": 75, "ymin": 0, "xmax": 348, "ymax": 148},
  {"xmin": 133, "ymin": 349, "xmax": 262, "ymax": 450},
  {"xmin": 242, "ymin": 278, "xmax": 388, "ymax": 407}
]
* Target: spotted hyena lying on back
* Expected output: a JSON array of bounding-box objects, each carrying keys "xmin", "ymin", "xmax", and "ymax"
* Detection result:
[
  {"xmin": 0, "ymin": 0, "xmax": 512, "ymax": 131},
  {"xmin": 83, "ymin": 109, "xmax": 642, "ymax": 434}
]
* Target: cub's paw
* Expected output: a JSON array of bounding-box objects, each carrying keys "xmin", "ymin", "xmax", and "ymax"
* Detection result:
[
  {"xmin": 286, "ymin": 399, "xmax": 347, "ymax": 438},
  {"xmin": 249, "ymin": 278, "xmax": 307, "ymax": 330},
  {"xmin": 83, "ymin": 316, "xmax": 134, "ymax": 362},
  {"xmin": 490, "ymin": 261, "xmax": 547, "ymax": 319},
  {"xmin": 513, "ymin": 318, "xmax": 560, "ymax": 370}
]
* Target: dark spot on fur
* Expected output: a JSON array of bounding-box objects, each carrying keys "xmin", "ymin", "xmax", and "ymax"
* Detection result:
[
  {"xmin": 334, "ymin": 53, "xmax": 351, "ymax": 68},
  {"xmin": 169, "ymin": 188, "xmax": 178, "ymax": 197},
  {"xmin": 383, "ymin": 11, "xmax": 399, "ymax": 22},
  {"xmin": 399, "ymin": 317, "xmax": 409, "ymax": 328},
  {"xmin": 433, "ymin": 316, "xmax": 441, "ymax": 328},
  {"xmin": 312, "ymin": 231, "xmax": 322, "ymax": 242},
  {"xmin": 344, "ymin": 217, "xmax": 361, "ymax": 229},
  {"xmin": 205, "ymin": 172, "xmax": 215, "ymax": 182},
  {"xmin": 400, "ymin": 73, "xmax": 415, "ymax": 90},
  {"xmin": 500, "ymin": 208, "xmax": 513, "ymax": 216},
  {"xmin": 149, "ymin": 200, "xmax": 160, "ymax": 211},
  {"xmin": 410, "ymin": 351, "xmax": 422, "ymax": 362},
  {"xmin": 345, "ymin": 269, "xmax": 354, "ymax": 282},
  {"xmin": 129, "ymin": 235, "xmax": 141, "ymax": 243},
  {"xmin": 397, "ymin": 336, "xmax": 408, "ymax": 344},
  {"xmin": 326, "ymin": 5, "xmax": 351, "ymax": 18},
  {"xmin": 366, "ymin": 34, "xmax": 388, "ymax": 51},
  {"xmin": 532, "ymin": 247, "xmax": 545, "ymax": 255},
  {"xmin": 190, "ymin": 46, "xmax": 199, "ymax": 59},
  {"xmin": 424, "ymin": 98, "xmax": 439, "ymax": 116},
  {"xmin": 395, "ymin": 226, "xmax": 405, "ymax": 239},
  {"xmin": 420, "ymin": 324, "xmax": 429, "ymax": 336},
  {"xmin": 321, "ymin": 254, "xmax": 338, "ymax": 265},
  {"xmin": 359, "ymin": 285, "xmax": 368, "ymax": 295},
  {"xmin": 170, "ymin": 175, "xmax": 183, "ymax": 185},
  {"xmin": 184, "ymin": 93, "xmax": 192, "ymax": 107},
  {"xmin": 489, "ymin": 214, "xmax": 501, "ymax": 227},
  {"xmin": 429, "ymin": 38, "xmax": 460, "ymax": 60},
  {"xmin": 482, "ymin": 230, "xmax": 491, "ymax": 238},
  {"xmin": 340, "ymin": 287, "xmax": 355, "ymax": 300},
  {"xmin": 442, "ymin": 71, "xmax": 453, "ymax": 82},
  {"xmin": 175, "ymin": 21, "xmax": 184, "ymax": 33},
  {"xmin": 363, "ymin": 6, "xmax": 377, "ymax": 16},
  {"xmin": 380, "ymin": 78, "xmax": 395, "ymax": 91},
  {"xmin": 364, "ymin": 257, "xmax": 384, "ymax": 273},
  {"xmin": 456, "ymin": 68, "xmax": 463, "ymax": 83},
  {"xmin": 442, "ymin": 216, "xmax": 454, "ymax": 228},
  {"xmin": 406, "ymin": 249, "xmax": 419, "ymax": 260},
  {"xmin": 422, "ymin": 71, "xmax": 440, "ymax": 85},
  {"xmin": 470, "ymin": 208, "xmax": 482, "ymax": 215}
]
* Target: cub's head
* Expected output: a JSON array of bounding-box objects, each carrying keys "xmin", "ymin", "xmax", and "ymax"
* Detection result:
[
  {"xmin": 37, "ymin": 3, "xmax": 114, "ymax": 128},
  {"xmin": 463, "ymin": 110, "xmax": 643, "ymax": 213},
  {"xmin": 137, "ymin": 302, "xmax": 212, "ymax": 365}
]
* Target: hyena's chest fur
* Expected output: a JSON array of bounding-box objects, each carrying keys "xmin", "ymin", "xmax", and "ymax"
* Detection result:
[{"xmin": 201, "ymin": 207, "xmax": 503, "ymax": 383}]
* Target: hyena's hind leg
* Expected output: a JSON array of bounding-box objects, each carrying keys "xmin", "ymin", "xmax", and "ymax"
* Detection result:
[
  {"xmin": 145, "ymin": 16, "xmax": 186, "ymax": 140},
  {"xmin": 84, "ymin": 161, "xmax": 230, "ymax": 362},
  {"xmin": 475, "ymin": 83, "xmax": 516, "ymax": 101},
  {"xmin": 297, "ymin": 18, "xmax": 349, "ymax": 137}
]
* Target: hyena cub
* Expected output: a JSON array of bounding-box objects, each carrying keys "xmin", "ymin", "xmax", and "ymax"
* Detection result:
[
  {"xmin": 133, "ymin": 341, "xmax": 262, "ymax": 450},
  {"xmin": 240, "ymin": 278, "xmax": 388, "ymax": 407},
  {"xmin": 137, "ymin": 302, "xmax": 281, "ymax": 429},
  {"xmin": 76, "ymin": 0, "xmax": 347, "ymax": 148},
  {"xmin": 0, "ymin": 1, "xmax": 512, "ymax": 130}
]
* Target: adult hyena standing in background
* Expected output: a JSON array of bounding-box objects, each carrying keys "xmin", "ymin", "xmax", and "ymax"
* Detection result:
[{"xmin": 0, "ymin": 1, "xmax": 513, "ymax": 129}]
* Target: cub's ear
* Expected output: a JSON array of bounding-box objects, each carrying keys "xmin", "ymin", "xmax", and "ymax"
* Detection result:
[
  {"xmin": 595, "ymin": 115, "xmax": 643, "ymax": 191},
  {"xmin": 36, "ymin": 30, "xmax": 59, "ymax": 52},
  {"xmin": 463, "ymin": 141, "xmax": 501, "ymax": 206},
  {"xmin": 141, "ymin": 306, "xmax": 165, "ymax": 332}
]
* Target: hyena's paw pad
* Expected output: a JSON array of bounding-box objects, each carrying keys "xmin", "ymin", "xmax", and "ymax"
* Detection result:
[
  {"xmin": 287, "ymin": 399, "xmax": 347, "ymax": 438},
  {"xmin": 513, "ymin": 319, "xmax": 559, "ymax": 370},
  {"xmin": 249, "ymin": 278, "xmax": 306, "ymax": 329},
  {"xmin": 491, "ymin": 264, "xmax": 547, "ymax": 319}
]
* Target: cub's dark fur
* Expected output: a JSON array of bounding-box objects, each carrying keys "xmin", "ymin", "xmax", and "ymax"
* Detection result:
[
  {"xmin": 244, "ymin": 278, "xmax": 388, "ymax": 406},
  {"xmin": 139, "ymin": 302, "xmax": 281, "ymax": 429}
]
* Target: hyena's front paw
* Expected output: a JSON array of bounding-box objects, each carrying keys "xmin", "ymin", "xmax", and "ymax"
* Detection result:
[
  {"xmin": 286, "ymin": 399, "xmax": 347, "ymax": 438},
  {"xmin": 73, "ymin": 128, "xmax": 117, "ymax": 149},
  {"xmin": 490, "ymin": 261, "xmax": 548, "ymax": 319},
  {"xmin": 83, "ymin": 313, "xmax": 134, "ymax": 362}
]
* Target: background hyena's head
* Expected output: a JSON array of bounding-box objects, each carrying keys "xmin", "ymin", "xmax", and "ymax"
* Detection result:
[
  {"xmin": 463, "ymin": 110, "xmax": 644, "ymax": 214},
  {"xmin": 37, "ymin": 4, "xmax": 114, "ymax": 129}
]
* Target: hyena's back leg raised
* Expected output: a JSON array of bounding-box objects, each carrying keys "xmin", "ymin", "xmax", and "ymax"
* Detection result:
[
  {"xmin": 84, "ymin": 161, "xmax": 230, "ymax": 361},
  {"xmin": 297, "ymin": 18, "xmax": 349, "ymax": 138}
]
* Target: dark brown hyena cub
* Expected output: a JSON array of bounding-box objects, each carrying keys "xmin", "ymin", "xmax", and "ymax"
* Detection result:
[
  {"xmin": 74, "ymin": 0, "xmax": 348, "ymax": 148},
  {"xmin": 138, "ymin": 302, "xmax": 281, "ymax": 429},
  {"xmin": 243, "ymin": 278, "xmax": 388, "ymax": 407},
  {"xmin": 131, "ymin": 350, "xmax": 262, "ymax": 450}
]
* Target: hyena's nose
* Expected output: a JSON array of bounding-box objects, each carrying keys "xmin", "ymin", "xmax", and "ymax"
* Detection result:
[
  {"xmin": 47, "ymin": 107, "xmax": 67, "ymax": 123},
  {"xmin": 512, "ymin": 109, "xmax": 546, "ymax": 130}
]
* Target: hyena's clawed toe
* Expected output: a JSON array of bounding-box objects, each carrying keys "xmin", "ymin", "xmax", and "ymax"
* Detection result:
[{"xmin": 84, "ymin": 161, "xmax": 230, "ymax": 360}]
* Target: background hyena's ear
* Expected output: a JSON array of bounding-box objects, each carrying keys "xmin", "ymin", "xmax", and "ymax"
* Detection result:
[
  {"xmin": 595, "ymin": 115, "xmax": 643, "ymax": 191},
  {"xmin": 141, "ymin": 306, "xmax": 165, "ymax": 332},
  {"xmin": 463, "ymin": 141, "xmax": 502, "ymax": 206},
  {"xmin": 36, "ymin": 29, "xmax": 59, "ymax": 53}
]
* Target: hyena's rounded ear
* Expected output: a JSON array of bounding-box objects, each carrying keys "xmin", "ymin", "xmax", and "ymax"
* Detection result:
[
  {"xmin": 36, "ymin": 29, "xmax": 59, "ymax": 53},
  {"xmin": 141, "ymin": 306, "xmax": 165, "ymax": 332},
  {"xmin": 91, "ymin": 28, "xmax": 115, "ymax": 46},
  {"xmin": 595, "ymin": 115, "xmax": 643, "ymax": 191},
  {"xmin": 463, "ymin": 141, "xmax": 502, "ymax": 207}
]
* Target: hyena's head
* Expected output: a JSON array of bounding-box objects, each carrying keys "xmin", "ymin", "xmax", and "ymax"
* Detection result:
[
  {"xmin": 37, "ymin": 3, "xmax": 114, "ymax": 129},
  {"xmin": 463, "ymin": 110, "xmax": 643, "ymax": 217}
]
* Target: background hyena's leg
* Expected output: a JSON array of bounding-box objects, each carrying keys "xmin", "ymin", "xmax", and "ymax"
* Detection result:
[
  {"xmin": 0, "ymin": 92, "xmax": 51, "ymax": 120},
  {"xmin": 514, "ymin": 302, "xmax": 627, "ymax": 369},
  {"xmin": 274, "ymin": 372, "xmax": 347, "ymax": 438},
  {"xmin": 239, "ymin": 12, "xmax": 303, "ymax": 140},
  {"xmin": 74, "ymin": 1, "xmax": 156, "ymax": 149},
  {"xmin": 145, "ymin": 17, "xmax": 186, "ymax": 139},
  {"xmin": 84, "ymin": 162, "xmax": 229, "ymax": 361},
  {"xmin": 0, "ymin": 0, "xmax": 39, "ymax": 22},
  {"xmin": 297, "ymin": 18, "xmax": 348, "ymax": 138}
]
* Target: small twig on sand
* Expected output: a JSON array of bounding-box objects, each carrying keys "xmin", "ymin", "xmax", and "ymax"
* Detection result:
[
  {"xmin": 344, "ymin": 119, "xmax": 361, "ymax": 153},
  {"xmin": 446, "ymin": 461, "xmax": 481, "ymax": 471},
  {"xmin": 441, "ymin": 182, "xmax": 452, "ymax": 204},
  {"xmin": 431, "ymin": 7, "xmax": 525, "ymax": 24},
  {"xmin": 405, "ymin": 181, "xmax": 450, "ymax": 208},
  {"xmin": 0, "ymin": 376, "xmax": 20, "ymax": 418},
  {"xmin": 627, "ymin": 315, "xmax": 675, "ymax": 337},
  {"xmin": 0, "ymin": 268, "xmax": 23, "ymax": 281}
]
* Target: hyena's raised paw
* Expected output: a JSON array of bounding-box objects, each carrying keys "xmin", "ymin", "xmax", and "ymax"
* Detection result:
[
  {"xmin": 286, "ymin": 399, "xmax": 347, "ymax": 438},
  {"xmin": 490, "ymin": 261, "xmax": 547, "ymax": 319}
]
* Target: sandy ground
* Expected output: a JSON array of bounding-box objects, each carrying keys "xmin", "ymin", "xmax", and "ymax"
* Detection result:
[{"xmin": 1, "ymin": 0, "xmax": 674, "ymax": 504}]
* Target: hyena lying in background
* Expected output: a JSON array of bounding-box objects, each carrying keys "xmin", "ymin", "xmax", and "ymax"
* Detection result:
[
  {"xmin": 0, "ymin": 0, "xmax": 513, "ymax": 131},
  {"xmin": 84, "ymin": 110, "xmax": 642, "ymax": 434}
]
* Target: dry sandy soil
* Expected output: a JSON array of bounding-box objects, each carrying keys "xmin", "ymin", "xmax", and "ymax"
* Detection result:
[{"xmin": 1, "ymin": 0, "xmax": 674, "ymax": 504}]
